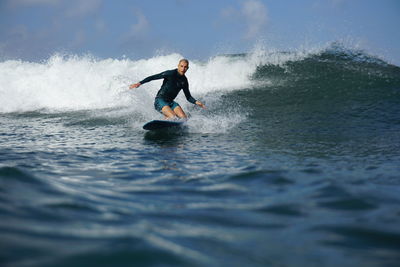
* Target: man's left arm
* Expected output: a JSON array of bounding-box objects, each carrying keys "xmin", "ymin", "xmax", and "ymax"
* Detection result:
[{"xmin": 183, "ymin": 82, "xmax": 206, "ymax": 109}]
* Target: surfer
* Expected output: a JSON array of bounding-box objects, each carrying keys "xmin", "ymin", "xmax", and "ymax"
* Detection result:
[{"xmin": 129, "ymin": 59, "xmax": 206, "ymax": 119}]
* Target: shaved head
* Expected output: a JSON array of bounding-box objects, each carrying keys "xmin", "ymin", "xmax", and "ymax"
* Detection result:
[{"xmin": 179, "ymin": 59, "xmax": 189, "ymax": 65}]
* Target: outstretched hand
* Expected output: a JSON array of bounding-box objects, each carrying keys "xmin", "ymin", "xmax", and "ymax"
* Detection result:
[
  {"xmin": 196, "ymin": 101, "xmax": 206, "ymax": 109},
  {"xmin": 129, "ymin": 83, "xmax": 141, "ymax": 89}
]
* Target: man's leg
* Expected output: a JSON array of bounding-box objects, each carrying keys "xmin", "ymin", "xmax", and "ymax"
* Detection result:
[
  {"xmin": 161, "ymin": 105, "xmax": 177, "ymax": 119},
  {"xmin": 173, "ymin": 106, "xmax": 187, "ymax": 119}
]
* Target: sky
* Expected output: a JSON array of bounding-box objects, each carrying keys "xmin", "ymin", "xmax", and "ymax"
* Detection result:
[{"xmin": 0, "ymin": 0, "xmax": 399, "ymax": 65}]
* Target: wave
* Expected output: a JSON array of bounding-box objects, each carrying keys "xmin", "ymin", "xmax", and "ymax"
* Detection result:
[
  {"xmin": 1, "ymin": 43, "xmax": 399, "ymax": 118},
  {"xmin": 0, "ymin": 52, "xmax": 256, "ymax": 114},
  {"xmin": 252, "ymin": 43, "xmax": 400, "ymax": 106}
]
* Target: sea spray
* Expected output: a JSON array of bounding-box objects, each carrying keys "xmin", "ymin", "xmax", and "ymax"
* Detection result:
[
  {"xmin": 0, "ymin": 53, "xmax": 258, "ymax": 113},
  {"xmin": 0, "ymin": 52, "xmax": 263, "ymax": 132},
  {"xmin": 0, "ymin": 46, "xmax": 323, "ymax": 114},
  {"xmin": 1, "ymin": 44, "xmax": 398, "ymax": 132}
]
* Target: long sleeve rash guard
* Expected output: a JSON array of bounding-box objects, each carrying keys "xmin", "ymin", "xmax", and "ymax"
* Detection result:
[{"xmin": 139, "ymin": 69, "xmax": 197, "ymax": 104}]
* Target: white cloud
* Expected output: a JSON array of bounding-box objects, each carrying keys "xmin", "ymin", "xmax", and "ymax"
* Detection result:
[
  {"xmin": 220, "ymin": 6, "xmax": 237, "ymax": 19},
  {"xmin": 241, "ymin": 0, "xmax": 268, "ymax": 39},
  {"xmin": 128, "ymin": 9, "xmax": 150, "ymax": 37},
  {"xmin": 66, "ymin": 0, "xmax": 102, "ymax": 17},
  {"xmin": 95, "ymin": 20, "xmax": 107, "ymax": 33},
  {"xmin": 219, "ymin": 0, "xmax": 268, "ymax": 39},
  {"xmin": 119, "ymin": 8, "xmax": 150, "ymax": 49},
  {"xmin": 69, "ymin": 29, "xmax": 86, "ymax": 48}
]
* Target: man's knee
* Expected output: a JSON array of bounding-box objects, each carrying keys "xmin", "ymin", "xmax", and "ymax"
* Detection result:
[
  {"xmin": 174, "ymin": 106, "xmax": 187, "ymax": 118},
  {"xmin": 161, "ymin": 106, "xmax": 176, "ymax": 118}
]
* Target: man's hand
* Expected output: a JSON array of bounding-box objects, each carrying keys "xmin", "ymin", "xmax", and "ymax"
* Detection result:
[
  {"xmin": 129, "ymin": 83, "xmax": 141, "ymax": 89},
  {"xmin": 195, "ymin": 101, "xmax": 206, "ymax": 109}
]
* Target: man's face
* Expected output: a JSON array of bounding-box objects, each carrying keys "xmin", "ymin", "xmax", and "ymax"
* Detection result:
[{"xmin": 178, "ymin": 61, "xmax": 189, "ymax": 75}]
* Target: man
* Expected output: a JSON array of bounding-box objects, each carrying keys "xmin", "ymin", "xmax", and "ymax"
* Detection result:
[{"xmin": 129, "ymin": 59, "xmax": 206, "ymax": 119}]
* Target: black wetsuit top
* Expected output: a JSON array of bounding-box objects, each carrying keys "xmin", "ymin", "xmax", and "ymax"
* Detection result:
[{"xmin": 139, "ymin": 69, "xmax": 197, "ymax": 104}]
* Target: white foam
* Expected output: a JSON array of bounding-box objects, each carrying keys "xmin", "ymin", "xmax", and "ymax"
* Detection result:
[
  {"xmin": 0, "ymin": 48, "xmax": 315, "ymax": 131},
  {"xmin": 186, "ymin": 113, "xmax": 245, "ymax": 134},
  {"xmin": 0, "ymin": 49, "xmax": 278, "ymax": 113}
]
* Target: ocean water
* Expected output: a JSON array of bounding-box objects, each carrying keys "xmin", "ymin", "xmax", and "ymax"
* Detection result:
[{"xmin": 1, "ymin": 44, "xmax": 400, "ymax": 267}]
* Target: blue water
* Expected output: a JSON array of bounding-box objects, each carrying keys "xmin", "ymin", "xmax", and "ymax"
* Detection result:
[{"xmin": 1, "ymin": 46, "xmax": 400, "ymax": 266}]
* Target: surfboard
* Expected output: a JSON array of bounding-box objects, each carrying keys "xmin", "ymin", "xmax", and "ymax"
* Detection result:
[{"xmin": 143, "ymin": 120, "xmax": 185, "ymax": 131}]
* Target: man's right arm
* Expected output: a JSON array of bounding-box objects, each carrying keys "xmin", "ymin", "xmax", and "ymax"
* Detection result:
[
  {"xmin": 129, "ymin": 70, "xmax": 170, "ymax": 89},
  {"xmin": 139, "ymin": 72, "xmax": 166, "ymax": 85}
]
